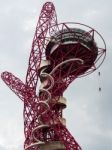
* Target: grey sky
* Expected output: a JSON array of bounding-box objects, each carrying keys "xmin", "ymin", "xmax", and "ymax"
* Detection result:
[{"xmin": 0, "ymin": 0, "xmax": 112, "ymax": 150}]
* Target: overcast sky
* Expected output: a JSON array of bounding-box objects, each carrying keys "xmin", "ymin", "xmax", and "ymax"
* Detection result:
[{"xmin": 0, "ymin": 0, "xmax": 112, "ymax": 150}]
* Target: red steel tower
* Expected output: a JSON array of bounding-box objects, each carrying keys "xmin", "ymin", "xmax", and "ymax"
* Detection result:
[{"xmin": 1, "ymin": 2, "xmax": 106, "ymax": 150}]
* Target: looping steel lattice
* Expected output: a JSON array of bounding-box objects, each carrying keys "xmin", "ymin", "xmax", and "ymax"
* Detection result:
[{"xmin": 1, "ymin": 2, "xmax": 106, "ymax": 150}]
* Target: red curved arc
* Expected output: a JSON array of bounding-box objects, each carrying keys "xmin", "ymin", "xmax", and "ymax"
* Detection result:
[
  {"xmin": 24, "ymin": 2, "xmax": 58, "ymax": 148},
  {"xmin": 25, "ymin": 2, "xmax": 57, "ymax": 90},
  {"xmin": 1, "ymin": 72, "xmax": 36, "ymax": 103},
  {"xmin": 1, "ymin": 72, "xmax": 26, "ymax": 101},
  {"xmin": 54, "ymin": 125, "xmax": 82, "ymax": 150}
]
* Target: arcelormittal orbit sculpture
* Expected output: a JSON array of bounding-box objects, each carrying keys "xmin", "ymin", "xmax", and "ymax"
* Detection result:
[{"xmin": 1, "ymin": 2, "xmax": 106, "ymax": 150}]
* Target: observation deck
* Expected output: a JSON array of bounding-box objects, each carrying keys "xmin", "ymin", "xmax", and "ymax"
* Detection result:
[{"xmin": 45, "ymin": 28, "xmax": 98, "ymax": 76}]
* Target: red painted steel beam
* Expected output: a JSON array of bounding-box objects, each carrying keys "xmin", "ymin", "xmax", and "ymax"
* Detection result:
[{"xmin": 25, "ymin": 2, "xmax": 57, "ymax": 90}]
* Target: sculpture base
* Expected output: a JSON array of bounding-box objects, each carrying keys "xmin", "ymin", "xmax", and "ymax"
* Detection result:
[{"xmin": 39, "ymin": 141, "xmax": 65, "ymax": 150}]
